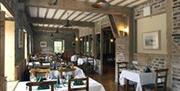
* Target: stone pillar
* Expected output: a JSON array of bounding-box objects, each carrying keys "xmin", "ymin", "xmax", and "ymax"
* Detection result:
[
  {"xmin": 0, "ymin": 11, "xmax": 6, "ymax": 91},
  {"xmin": 115, "ymin": 37, "xmax": 129, "ymax": 82}
]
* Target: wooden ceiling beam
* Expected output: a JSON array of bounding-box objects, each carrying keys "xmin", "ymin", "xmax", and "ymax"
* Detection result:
[
  {"xmin": 30, "ymin": 17, "xmax": 95, "ymax": 27},
  {"xmin": 124, "ymin": 0, "xmax": 140, "ymax": 7},
  {"xmin": 25, "ymin": 0, "xmax": 131, "ymax": 15},
  {"xmin": 114, "ymin": 0, "xmax": 126, "ymax": 6},
  {"xmin": 59, "ymin": 10, "xmax": 66, "ymax": 19},
  {"xmin": 71, "ymin": 12, "xmax": 84, "ymax": 20},
  {"xmin": 90, "ymin": 14, "xmax": 105, "ymax": 22},
  {"xmin": 66, "ymin": 11, "xmax": 75, "ymax": 20},
  {"xmin": 33, "ymin": 26, "xmax": 79, "ymax": 32}
]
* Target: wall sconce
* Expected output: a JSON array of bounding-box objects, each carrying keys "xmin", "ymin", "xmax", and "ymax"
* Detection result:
[
  {"xmin": 75, "ymin": 37, "xmax": 78, "ymax": 41},
  {"xmin": 119, "ymin": 27, "xmax": 129, "ymax": 36},
  {"xmin": 110, "ymin": 39, "xmax": 114, "ymax": 42},
  {"xmin": 80, "ymin": 38, "xmax": 83, "ymax": 41}
]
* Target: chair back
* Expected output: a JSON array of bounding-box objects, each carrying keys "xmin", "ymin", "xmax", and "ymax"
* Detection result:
[
  {"xmin": 26, "ymin": 81, "xmax": 56, "ymax": 91},
  {"xmin": 117, "ymin": 61, "xmax": 128, "ymax": 85},
  {"xmin": 117, "ymin": 61, "xmax": 128, "ymax": 73},
  {"xmin": 59, "ymin": 67, "xmax": 76, "ymax": 79},
  {"xmin": 30, "ymin": 68, "xmax": 50, "ymax": 78},
  {"xmin": 154, "ymin": 68, "xmax": 168, "ymax": 91},
  {"xmin": 68, "ymin": 77, "xmax": 89, "ymax": 91}
]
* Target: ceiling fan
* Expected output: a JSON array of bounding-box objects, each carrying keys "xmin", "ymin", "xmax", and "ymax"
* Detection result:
[
  {"xmin": 91, "ymin": 0, "xmax": 111, "ymax": 8},
  {"xmin": 63, "ymin": 19, "xmax": 73, "ymax": 28}
]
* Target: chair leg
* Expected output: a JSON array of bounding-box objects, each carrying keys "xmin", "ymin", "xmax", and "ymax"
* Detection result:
[
  {"xmin": 125, "ymin": 79, "xmax": 129, "ymax": 91},
  {"xmin": 142, "ymin": 86, "xmax": 145, "ymax": 91},
  {"xmin": 117, "ymin": 74, "xmax": 119, "ymax": 85}
]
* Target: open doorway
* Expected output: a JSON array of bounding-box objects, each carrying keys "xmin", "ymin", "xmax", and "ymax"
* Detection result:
[{"xmin": 102, "ymin": 27, "xmax": 115, "ymax": 73}]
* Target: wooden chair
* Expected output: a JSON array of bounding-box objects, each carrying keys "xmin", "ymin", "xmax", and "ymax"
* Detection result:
[
  {"xmin": 142, "ymin": 68, "xmax": 168, "ymax": 91},
  {"xmin": 68, "ymin": 77, "xmax": 89, "ymax": 91},
  {"xmin": 117, "ymin": 61, "xmax": 128, "ymax": 85},
  {"xmin": 59, "ymin": 67, "xmax": 76, "ymax": 79},
  {"xmin": 30, "ymin": 68, "xmax": 50, "ymax": 78},
  {"xmin": 86, "ymin": 56, "xmax": 95, "ymax": 74},
  {"xmin": 26, "ymin": 81, "xmax": 56, "ymax": 91}
]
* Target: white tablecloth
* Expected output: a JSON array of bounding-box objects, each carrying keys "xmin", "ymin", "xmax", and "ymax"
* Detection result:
[
  {"xmin": 14, "ymin": 78, "xmax": 105, "ymax": 91},
  {"xmin": 7, "ymin": 81, "xmax": 19, "ymax": 91},
  {"xmin": 77, "ymin": 58, "xmax": 96, "ymax": 66},
  {"xmin": 71, "ymin": 55, "xmax": 78, "ymax": 62},
  {"xmin": 77, "ymin": 58, "xmax": 87, "ymax": 65},
  {"xmin": 30, "ymin": 67, "xmax": 85, "ymax": 80},
  {"xmin": 119, "ymin": 70, "xmax": 155, "ymax": 91}
]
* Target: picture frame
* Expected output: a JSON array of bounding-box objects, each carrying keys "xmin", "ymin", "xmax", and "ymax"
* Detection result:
[
  {"xmin": 40, "ymin": 41, "xmax": 47, "ymax": 48},
  {"xmin": 143, "ymin": 31, "xmax": 160, "ymax": 49}
]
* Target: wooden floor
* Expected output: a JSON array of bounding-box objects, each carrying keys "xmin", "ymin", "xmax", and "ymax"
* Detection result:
[{"xmin": 88, "ymin": 65, "xmax": 124, "ymax": 91}]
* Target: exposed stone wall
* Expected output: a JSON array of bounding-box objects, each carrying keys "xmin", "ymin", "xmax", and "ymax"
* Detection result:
[
  {"xmin": 115, "ymin": 37, "xmax": 129, "ymax": 82},
  {"xmin": 133, "ymin": 53, "xmax": 168, "ymax": 70},
  {"xmin": 78, "ymin": 27, "xmax": 93, "ymax": 37},
  {"xmin": 134, "ymin": 0, "xmax": 172, "ymax": 90},
  {"xmin": 171, "ymin": 0, "xmax": 180, "ymax": 90},
  {"xmin": 134, "ymin": 0, "xmax": 166, "ymax": 19}
]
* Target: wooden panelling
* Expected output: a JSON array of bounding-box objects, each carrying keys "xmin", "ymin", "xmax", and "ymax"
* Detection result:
[
  {"xmin": 0, "ymin": 11, "xmax": 6, "ymax": 91},
  {"xmin": 15, "ymin": 59, "xmax": 27, "ymax": 80}
]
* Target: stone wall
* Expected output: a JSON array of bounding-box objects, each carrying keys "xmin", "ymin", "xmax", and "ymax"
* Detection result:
[
  {"xmin": 171, "ymin": 0, "xmax": 180, "ymax": 90},
  {"xmin": 133, "ymin": 53, "xmax": 168, "ymax": 70},
  {"xmin": 134, "ymin": 0, "xmax": 172, "ymax": 89},
  {"xmin": 115, "ymin": 37, "xmax": 129, "ymax": 82}
]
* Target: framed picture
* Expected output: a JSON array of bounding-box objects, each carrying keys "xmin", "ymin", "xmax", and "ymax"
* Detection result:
[
  {"xmin": 143, "ymin": 31, "xmax": 160, "ymax": 49},
  {"xmin": 40, "ymin": 41, "xmax": 47, "ymax": 48}
]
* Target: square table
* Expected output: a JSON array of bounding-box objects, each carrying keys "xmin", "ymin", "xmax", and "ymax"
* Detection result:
[{"xmin": 119, "ymin": 70, "xmax": 155, "ymax": 91}]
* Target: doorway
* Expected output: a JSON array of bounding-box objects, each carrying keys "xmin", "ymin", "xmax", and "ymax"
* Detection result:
[{"xmin": 102, "ymin": 27, "xmax": 115, "ymax": 73}]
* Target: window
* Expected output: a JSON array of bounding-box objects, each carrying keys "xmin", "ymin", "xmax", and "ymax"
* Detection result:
[
  {"xmin": 86, "ymin": 41, "xmax": 89, "ymax": 53},
  {"xmin": 54, "ymin": 40, "xmax": 65, "ymax": 53}
]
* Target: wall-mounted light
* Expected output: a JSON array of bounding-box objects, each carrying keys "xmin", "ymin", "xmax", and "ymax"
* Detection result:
[
  {"xmin": 80, "ymin": 38, "xmax": 83, "ymax": 41},
  {"xmin": 75, "ymin": 37, "xmax": 78, "ymax": 41},
  {"xmin": 110, "ymin": 39, "xmax": 114, "ymax": 42},
  {"xmin": 118, "ymin": 26, "xmax": 129, "ymax": 36}
]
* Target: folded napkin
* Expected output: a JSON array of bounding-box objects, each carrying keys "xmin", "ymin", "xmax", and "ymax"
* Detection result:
[
  {"xmin": 37, "ymin": 85, "xmax": 49, "ymax": 90},
  {"xmin": 73, "ymin": 79, "xmax": 84, "ymax": 86},
  {"xmin": 36, "ymin": 77, "xmax": 50, "ymax": 90}
]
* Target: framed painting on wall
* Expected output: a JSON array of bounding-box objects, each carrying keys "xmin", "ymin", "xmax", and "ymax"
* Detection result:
[
  {"xmin": 40, "ymin": 41, "xmax": 47, "ymax": 48},
  {"xmin": 143, "ymin": 31, "xmax": 160, "ymax": 49}
]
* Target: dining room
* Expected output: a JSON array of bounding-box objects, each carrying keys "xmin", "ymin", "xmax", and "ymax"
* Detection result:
[{"xmin": 0, "ymin": 0, "xmax": 180, "ymax": 91}]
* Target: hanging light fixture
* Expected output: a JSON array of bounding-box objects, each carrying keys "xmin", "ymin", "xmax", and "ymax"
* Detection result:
[
  {"xmin": 55, "ymin": 28, "xmax": 59, "ymax": 33},
  {"xmin": 92, "ymin": 0, "xmax": 111, "ymax": 8},
  {"xmin": 50, "ymin": 33, "xmax": 54, "ymax": 37}
]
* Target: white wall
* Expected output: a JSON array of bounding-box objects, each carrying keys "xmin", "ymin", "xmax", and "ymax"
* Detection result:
[
  {"xmin": 137, "ymin": 13, "xmax": 167, "ymax": 54},
  {"xmin": 5, "ymin": 20, "xmax": 15, "ymax": 81}
]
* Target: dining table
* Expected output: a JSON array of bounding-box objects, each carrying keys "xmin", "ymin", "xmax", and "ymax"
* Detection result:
[
  {"xmin": 14, "ymin": 77, "xmax": 105, "ymax": 91},
  {"xmin": 29, "ymin": 66, "xmax": 86, "ymax": 80},
  {"xmin": 119, "ymin": 70, "xmax": 155, "ymax": 91}
]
